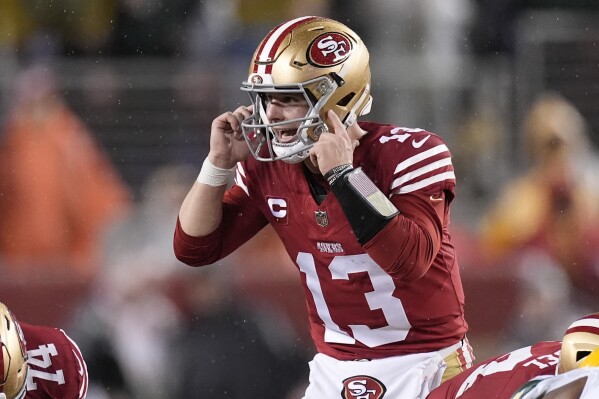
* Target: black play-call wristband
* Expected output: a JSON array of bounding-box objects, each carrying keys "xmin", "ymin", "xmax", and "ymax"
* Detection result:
[{"xmin": 330, "ymin": 167, "xmax": 399, "ymax": 245}]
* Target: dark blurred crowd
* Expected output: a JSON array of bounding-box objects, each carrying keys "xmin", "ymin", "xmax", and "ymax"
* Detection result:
[{"xmin": 0, "ymin": 0, "xmax": 596, "ymax": 61}]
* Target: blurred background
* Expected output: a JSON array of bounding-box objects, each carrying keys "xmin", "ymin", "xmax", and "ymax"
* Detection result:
[{"xmin": 1, "ymin": 0, "xmax": 599, "ymax": 398}]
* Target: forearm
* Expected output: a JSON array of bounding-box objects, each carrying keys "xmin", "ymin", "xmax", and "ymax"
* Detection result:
[
  {"xmin": 329, "ymin": 167, "xmax": 398, "ymax": 244},
  {"xmin": 328, "ymin": 166, "xmax": 444, "ymax": 281},
  {"xmin": 179, "ymin": 155, "xmax": 237, "ymax": 237},
  {"xmin": 178, "ymin": 182, "xmax": 228, "ymax": 237},
  {"xmin": 175, "ymin": 184, "xmax": 269, "ymax": 266},
  {"xmin": 364, "ymin": 216, "xmax": 439, "ymax": 282}
]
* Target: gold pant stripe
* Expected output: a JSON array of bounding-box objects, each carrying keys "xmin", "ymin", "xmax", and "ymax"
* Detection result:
[{"xmin": 441, "ymin": 337, "xmax": 475, "ymax": 383}]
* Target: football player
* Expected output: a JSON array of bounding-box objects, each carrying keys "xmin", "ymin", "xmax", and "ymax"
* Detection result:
[
  {"xmin": 0, "ymin": 302, "xmax": 88, "ymax": 399},
  {"xmin": 510, "ymin": 349, "xmax": 599, "ymax": 399},
  {"xmin": 174, "ymin": 16, "xmax": 473, "ymax": 398},
  {"xmin": 426, "ymin": 312, "xmax": 599, "ymax": 399}
]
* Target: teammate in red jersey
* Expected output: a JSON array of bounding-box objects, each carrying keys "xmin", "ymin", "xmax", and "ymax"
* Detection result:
[
  {"xmin": 426, "ymin": 312, "xmax": 599, "ymax": 399},
  {"xmin": 0, "ymin": 302, "xmax": 88, "ymax": 399},
  {"xmin": 174, "ymin": 16, "xmax": 473, "ymax": 398},
  {"xmin": 510, "ymin": 349, "xmax": 599, "ymax": 399}
]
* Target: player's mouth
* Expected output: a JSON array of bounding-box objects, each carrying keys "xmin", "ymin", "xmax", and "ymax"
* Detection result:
[{"xmin": 274, "ymin": 128, "xmax": 299, "ymax": 144}]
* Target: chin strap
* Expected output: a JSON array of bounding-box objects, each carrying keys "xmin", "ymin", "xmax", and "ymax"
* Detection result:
[
  {"xmin": 344, "ymin": 112, "xmax": 357, "ymax": 128},
  {"xmin": 342, "ymin": 82, "xmax": 372, "ymax": 129}
]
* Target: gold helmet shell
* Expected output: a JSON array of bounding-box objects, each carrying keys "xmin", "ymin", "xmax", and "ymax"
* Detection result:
[
  {"xmin": 559, "ymin": 313, "xmax": 599, "ymax": 373},
  {"xmin": 0, "ymin": 303, "xmax": 27, "ymax": 399},
  {"xmin": 241, "ymin": 16, "xmax": 372, "ymax": 163}
]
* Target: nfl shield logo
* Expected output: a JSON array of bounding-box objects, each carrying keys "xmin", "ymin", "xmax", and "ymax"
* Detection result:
[{"xmin": 315, "ymin": 210, "xmax": 329, "ymax": 227}]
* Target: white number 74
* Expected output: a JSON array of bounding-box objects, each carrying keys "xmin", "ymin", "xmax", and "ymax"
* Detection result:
[{"xmin": 26, "ymin": 344, "xmax": 66, "ymax": 390}]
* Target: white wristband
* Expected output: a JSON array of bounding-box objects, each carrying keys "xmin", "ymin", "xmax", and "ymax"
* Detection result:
[{"xmin": 197, "ymin": 158, "xmax": 235, "ymax": 187}]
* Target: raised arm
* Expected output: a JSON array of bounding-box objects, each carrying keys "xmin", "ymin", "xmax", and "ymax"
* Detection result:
[{"xmin": 178, "ymin": 106, "xmax": 253, "ymax": 237}]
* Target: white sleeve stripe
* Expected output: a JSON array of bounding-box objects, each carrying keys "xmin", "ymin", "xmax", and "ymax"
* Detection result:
[
  {"xmin": 236, "ymin": 162, "xmax": 246, "ymax": 178},
  {"xmin": 61, "ymin": 329, "xmax": 89, "ymax": 399},
  {"xmin": 391, "ymin": 157, "xmax": 453, "ymax": 190},
  {"xmin": 392, "ymin": 171, "xmax": 456, "ymax": 195},
  {"xmin": 234, "ymin": 168, "xmax": 249, "ymax": 196},
  {"xmin": 394, "ymin": 144, "xmax": 449, "ymax": 174}
]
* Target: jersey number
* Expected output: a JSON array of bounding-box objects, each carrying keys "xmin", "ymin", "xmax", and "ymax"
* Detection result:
[
  {"xmin": 455, "ymin": 346, "xmax": 560, "ymax": 397},
  {"xmin": 297, "ymin": 252, "xmax": 411, "ymax": 348},
  {"xmin": 26, "ymin": 344, "xmax": 66, "ymax": 390}
]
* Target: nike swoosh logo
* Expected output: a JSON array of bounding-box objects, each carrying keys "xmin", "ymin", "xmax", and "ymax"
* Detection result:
[
  {"xmin": 412, "ymin": 135, "xmax": 431, "ymax": 148},
  {"xmin": 430, "ymin": 194, "xmax": 444, "ymax": 201}
]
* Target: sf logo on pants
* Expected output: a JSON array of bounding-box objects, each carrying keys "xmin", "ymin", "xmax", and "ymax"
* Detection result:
[{"xmin": 341, "ymin": 375, "xmax": 386, "ymax": 399}]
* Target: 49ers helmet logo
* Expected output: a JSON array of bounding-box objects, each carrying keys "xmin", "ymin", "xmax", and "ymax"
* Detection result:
[
  {"xmin": 308, "ymin": 32, "xmax": 352, "ymax": 67},
  {"xmin": 341, "ymin": 375, "xmax": 386, "ymax": 399}
]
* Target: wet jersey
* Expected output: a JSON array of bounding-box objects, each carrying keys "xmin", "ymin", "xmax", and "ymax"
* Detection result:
[
  {"xmin": 21, "ymin": 323, "xmax": 88, "ymax": 399},
  {"xmin": 427, "ymin": 341, "xmax": 561, "ymax": 399},
  {"xmin": 174, "ymin": 121, "xmax": 468, "ymax": 360}
]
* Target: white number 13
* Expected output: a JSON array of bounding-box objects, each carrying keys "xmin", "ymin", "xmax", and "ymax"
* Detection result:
[{"xmin": 297, "ymin": 252, "xmax": 412, "ymax": 348}]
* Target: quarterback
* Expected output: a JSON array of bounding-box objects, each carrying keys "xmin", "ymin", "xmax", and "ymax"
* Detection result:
[
  {"xmin": 427, "ymin": 312, "xmax": 599, "ymax": 399},
  {"xmin": 174, "ymin": 16, "xmax": 473, "ymax": 398},
  {"xmin": 0, "ymin": 302, "xmax": 88, "ymax": 399}
]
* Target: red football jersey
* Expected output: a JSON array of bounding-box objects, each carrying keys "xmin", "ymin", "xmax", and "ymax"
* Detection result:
[
  {"xmin": 21, "ymin": 323, "xmax": 88, "ymax": 399},
  {"xmin": 174, "ymin": 122, "xmax": 468, "ymax": 360},
  {"xmin": 427, "ymin": 341, "xmax": 561, "ymax": 399}
]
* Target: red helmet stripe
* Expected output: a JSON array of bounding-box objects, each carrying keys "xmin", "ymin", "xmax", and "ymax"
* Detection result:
[
  {"xmin": 565, "ymin": 326, "xmax": 599, "ymax": 335},
  {"xmin": 253, "ymin": 16, "xmax": 319, "ymax": 74},
  {"xmin": 565, "ymin": 315, "xmax": 599, "ymax": 336}
]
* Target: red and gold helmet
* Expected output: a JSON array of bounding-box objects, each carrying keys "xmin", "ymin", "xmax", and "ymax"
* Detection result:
[
  {"xmin": 241, "ymin": 16, "xmax": 372, "ymax": 163},
  {"xmin": 559, "ymin": 313, "xmax": 599, "ymax": 373},
  {"xmin": 0, "ymin": 303, "xmax": 27, "ymax": 399}
]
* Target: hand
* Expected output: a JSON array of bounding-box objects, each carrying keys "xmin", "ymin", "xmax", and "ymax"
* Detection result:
[
  {"xmin": 208, "ymin": 105, "xmax": 253, "ymax": 169},
  {"xmin": 309, "ymin": 110, "xmax": 359, "ymax": 176}
]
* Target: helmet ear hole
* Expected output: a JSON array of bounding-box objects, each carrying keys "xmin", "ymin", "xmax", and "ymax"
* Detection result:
[
  {"xmin": 577, "ymin": 350, "xmax": 592, "ymax": 362},
  {"xmin": 337, "ymin": 92, "xmax": 355, "ymax": 107}
]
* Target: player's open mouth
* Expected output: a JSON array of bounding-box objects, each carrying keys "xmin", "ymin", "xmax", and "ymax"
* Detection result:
[{"xmin": 274, "ymin": 128, "xmax": 299, "ymax": 145}]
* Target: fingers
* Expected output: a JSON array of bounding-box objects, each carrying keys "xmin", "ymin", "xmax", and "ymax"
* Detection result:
[
  {"xmin": 326, "ymin": 110, "xmax": 348, "ymax": 138},
  {"xmin": 214, "ymin": 106, "xmax": 253, "ymax": 134},
  {"xmin": 236, "ymin": 106, "xmax": 254, "ymax": 140},
  {"xmin": 230, "ymin": 106, "xmax": 253, "ymax": 132}
]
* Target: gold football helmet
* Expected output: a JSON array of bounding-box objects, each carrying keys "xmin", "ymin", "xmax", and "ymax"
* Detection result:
[
  {"xmin": 559, "ymin": 313, "xmax": 599, "ymax": 373},
  {"xmin": 241, "ymin": 16, "xmax": 372, "ymax": 163},
  {"xmin": 0, "ymin": 303, "xmax": 27, "ymax": 399}
]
